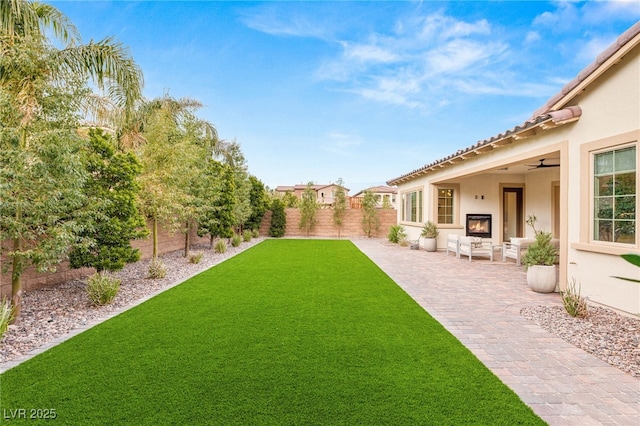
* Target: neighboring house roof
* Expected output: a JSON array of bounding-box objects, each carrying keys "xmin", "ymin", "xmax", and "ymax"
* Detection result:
[
  {"xmin": 353, "ymin": 185, "xmax": 397, "ymax": 197},
  {"xmin": 275, "ymin": 184, "xmax": 350, "ymax": 192},
  {"xmin": 387, "ymin": 21, "xmax": 640, "ymax": 186}
]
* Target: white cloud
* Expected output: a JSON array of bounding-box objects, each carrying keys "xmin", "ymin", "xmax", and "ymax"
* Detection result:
[
  {"xmin": 524, "ymin": 31, "xmax": 541, "ymax": 44},
  {"xmin": 239, "ymin": 5, "xmax": 332, "ymax": 39},
  {"xmin": 342, "ymin": 41, "xmax": 398, "ymax": 63}
]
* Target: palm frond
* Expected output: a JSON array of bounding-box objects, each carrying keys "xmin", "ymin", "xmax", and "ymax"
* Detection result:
[{"xmin": 53, "ymin": 36, "xmax": 144, "ymax": 115}]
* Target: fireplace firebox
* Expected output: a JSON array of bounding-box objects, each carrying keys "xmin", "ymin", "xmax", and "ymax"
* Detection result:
[{"xmin": 466, "ymin": 214, "xmax": 492, "ymax": 238}]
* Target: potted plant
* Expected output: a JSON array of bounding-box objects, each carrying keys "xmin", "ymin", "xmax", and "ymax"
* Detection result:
[
  {"xmin": 421, "ymin": 221, "xmax": 439, "ymax": 252},
  {"xmin": 521, "ymin": 230, "xmax": 558, "ymax": 293}
]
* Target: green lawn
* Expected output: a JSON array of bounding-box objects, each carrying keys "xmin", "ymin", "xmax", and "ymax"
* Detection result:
[{"xmin": 0, "ymin": 240, "xmax": 544, "ymax": 425}]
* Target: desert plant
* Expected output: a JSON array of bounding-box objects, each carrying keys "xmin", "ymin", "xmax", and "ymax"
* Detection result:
[
  {"xmin": 189, "ymin": 251, "xmax": 204, "ymax": 264},
  {"xmin": 215, "ymin": 239, "xmax": 227, "ymax": 254},
  {"xmin": 388, "ymin": 225, "xmax": 407, "ymax": 244},
  {"xmin": 521, "ymin": 231, "xmax": 557, "ymax": 268},
  {"xmin": 86, "ymin": 273, "xmax": 121, "ymax": 306},
  {"xmin": 612, "ymin": 254, "xmax": 640, "ymax": 283},
  {"xmin": 243, "ymin": 230, "xmax": 253, "ymax": 242},
  {"xmin": 232, "ymin": 234, "xmax": 242, "ymax": 247},
  {"xmin": 0, "ymin": 298, "xmax": 14, "ymax": 339},
  {"xmin": 421, "ymin": 221, "xmax": 439, "ymax": 239},
  {"xmin": 148, "ymin": 259, "xmax": 167, "ymax": 279},
  {"xmin": 561, "ymin": 278, "xmax": 589, "ymax": 318}
]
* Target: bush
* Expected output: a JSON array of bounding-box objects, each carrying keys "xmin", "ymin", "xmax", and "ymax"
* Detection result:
[
  {"xmin": 231, "ymin": 234, "xmax": 242, "ymax": 247},
  {"xmin": 243, "ymin": 230, "xmax": 252, "ymax": 242},
  {"xmin": 561, "ymin": 279, "xmax": 588, "ymax": 318},
  {"xmin": 188, "ymin": 251, "xmax": 204, "ymax": 264},
  {"xmin": 252, "ymin": 228, "xmax": 260, "ymax": 238},
  {"xmin": 148, "ymin": 259, "xmax": 167, "ymax": 279},
  {"xmin": 387, "ymin": 225, "xmax": 406, "ymax": 244},
  {"xmin": 215, "ymin": 239, "xmax": 227, "ymax": 254},
  {"xmin": 86, "ymin": 273, "xmax": 121, "ymax": 306},
  {"xmin": 0, "ymin": 298, "xmax": 14, "ymax": 338}
]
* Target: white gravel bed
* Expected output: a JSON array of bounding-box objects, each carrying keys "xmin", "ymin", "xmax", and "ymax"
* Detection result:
[
  {"xmin": 0, "ymin": 238, "xmax": 264, "ymax": 365},
  {"xmin": 521, "ymin": 305, "xmax": 640, "ymax": 377},
  {"xmin": 2, "ymin": 236, "xmax": 639, "ymax": 380}
]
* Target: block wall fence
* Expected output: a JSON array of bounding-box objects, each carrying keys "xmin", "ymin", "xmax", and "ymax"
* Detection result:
[{"xmin": 1, "ymin": 208, "xmax": 396, "ymax": 296}]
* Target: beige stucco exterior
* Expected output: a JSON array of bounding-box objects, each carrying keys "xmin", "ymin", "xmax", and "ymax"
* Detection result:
[{"xmin": 389, "ymin": 25, "xmax": 640, "ymax": 316}]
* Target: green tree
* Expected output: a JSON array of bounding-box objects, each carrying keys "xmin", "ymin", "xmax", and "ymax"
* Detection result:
[
  {"xmin": 226, "ymin": 141, "xmax": 252, "ymax": 234},
  {"xmin": 0, "ymin": 127, "xmax": 87, "ymax": 320},
  {"xmin": 196, "ymin": 161, "xmax": 236, "ymax": 248},
  {"xmin": 68, "ymin": 129, "xmax": 147, "ymax": 274},
  {"xmin": 0, "ymin": 0, "xmax": 143, "ymax": 318},
  {"xmin": 269, "ymin": 199, "xmax": 287, "ymax": 237},
  {"xmin": 361, "ymin": 190, "xmax": 380, "ymax": 238},
  {"xmin": 131, "ymin": 96, "xmax": 205, "ymax": 261},
  {"xmin": 245, "ymin": 175, "xmax": 268, "ymax": 231},
  {"xmin": 299, "ymin": 182, "xmax": 319, "ymax": 236},
  {"xmin": 282, "ymin": 191, "xmax": 298, "ymax": 208},
  {"xmin": 332, "ymin": 178, "xmax": 347, "ymax": 238}
]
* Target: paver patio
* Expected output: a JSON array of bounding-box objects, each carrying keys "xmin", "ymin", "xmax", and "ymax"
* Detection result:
[{"xmin": 352, "ymin": 238, "xmax": 640, "ymax": 426}]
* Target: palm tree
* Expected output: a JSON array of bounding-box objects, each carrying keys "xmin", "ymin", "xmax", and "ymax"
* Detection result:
[{"xmin": 0, "ymin": 0, "xmax": 143, "ymax": 319}]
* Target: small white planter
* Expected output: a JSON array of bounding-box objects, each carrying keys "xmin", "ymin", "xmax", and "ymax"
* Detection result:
[
  {"xmin": 423, "ymin": 238, "xmax": 437, "ymax": 252},
  {"xmin": 527, "ymin": 265, "xmax": 557, "ymax": 293}
]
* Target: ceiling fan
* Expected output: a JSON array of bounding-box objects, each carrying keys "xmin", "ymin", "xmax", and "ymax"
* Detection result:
[{"xmin": 526, "ymin": 159, "xmax": 560, "ymax": 170}]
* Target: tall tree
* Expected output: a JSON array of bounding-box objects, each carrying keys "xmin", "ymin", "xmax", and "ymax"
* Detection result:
[
  {"xmin": 332, "ymin": 178, "xmax": 347, "ymax": 238},
  {"xmin": 361, "ymin": 190, "xmax": 380, "ymax": 238},
  {"xmin": 245, "ymin": 175, "xmax": 268, "ymax": 232},
  {"xmin": 0, "ymin": 0, "xmax": 143, "ymax": 318},
  {"xmin": 68, "ymin": 129, "xmax": 147, "ymax": 274},
  {"xmin": 196, "ymin": 161, "xmax": 236, "ymax": 248},
  {"xmin": 299, "ymin": 182, "xmax": 319, "ymax": 236}
]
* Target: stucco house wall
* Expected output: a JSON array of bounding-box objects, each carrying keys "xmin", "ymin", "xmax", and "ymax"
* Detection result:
[{"xmin": 390, "ymin": 24, "xmax": 640, "ymax": 316}]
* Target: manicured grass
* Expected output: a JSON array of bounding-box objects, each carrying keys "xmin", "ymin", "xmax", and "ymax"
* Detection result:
[{"xmin": 0, "ymin": 240, "xmax": 544, "ymax": 425}]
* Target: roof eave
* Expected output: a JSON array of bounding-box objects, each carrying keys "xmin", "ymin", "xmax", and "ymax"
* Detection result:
[{"xmin": 386, "ymin": 106, "xmax": 582, "ymax": 186}]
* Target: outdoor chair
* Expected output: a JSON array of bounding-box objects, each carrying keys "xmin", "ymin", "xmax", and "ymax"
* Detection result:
[
  {"xmin": 458, "ymin": 236, "xmax": 495, "ymax": 262},
  {"xmin": 502, "ymin": 237, "xmax": 560, "ymax": 266},
  {"xmin": 502, "ymin": 238, "xmax": 533, "ymax": 266},
  {"xmin": 446, "ymin": 234, "xmax": 461, "ymax": 258}
]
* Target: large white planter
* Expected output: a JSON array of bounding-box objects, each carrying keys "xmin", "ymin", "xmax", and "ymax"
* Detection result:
[
  {"xmin": 423, "ymin": 238, "xmax": 437, "ymax": 252},
  {"xmin": 527, "ymin": 265, "xmax": 557, "ymax": 293}
]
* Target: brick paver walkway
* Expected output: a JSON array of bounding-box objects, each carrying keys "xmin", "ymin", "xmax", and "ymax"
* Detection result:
[{"xmin": 352, "ymin": 238, "xmax": 639, "ymax": 425}]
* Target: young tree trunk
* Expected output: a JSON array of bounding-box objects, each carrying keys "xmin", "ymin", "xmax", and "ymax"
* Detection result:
[
  {"xmin": 210, "ymin": 235, "xmax": 214, "ymax": 250},
  {"xmin": 10, "ymin": 237, "xmax": 23, "ymax": 323},
  {"xmin": 184, "ymin": 221, "xmax": 191, "ymax": 257},
  {"xmin": 152, "ymin": 216, "xmax": 159, "ymax": 261}
]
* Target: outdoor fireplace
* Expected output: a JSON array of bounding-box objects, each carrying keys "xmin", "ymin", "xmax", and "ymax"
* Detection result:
[{"xmin": 466, "ymin": 214, "xmax": 492, "ymax": 238}]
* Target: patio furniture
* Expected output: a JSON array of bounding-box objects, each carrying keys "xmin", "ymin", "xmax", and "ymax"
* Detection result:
[
  {"xmin": 502, "ymin": 237, "xmax": 560, "ymax": 266},
  {"xmin": 502, "ymin": 238, "xmax": 534, "ymax": 266},
  {"xmin": 458, "ymin": 236, "xmax": 496, "ymax": 262},
  {"xmin": 446, "ymin": 234, "xmax": 461, "ymax": 258}
]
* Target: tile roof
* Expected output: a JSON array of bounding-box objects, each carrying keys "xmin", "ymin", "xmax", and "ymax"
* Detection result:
[{"xmin": 387, "ymin": 21, "xmax": 640, "ymax": 186}]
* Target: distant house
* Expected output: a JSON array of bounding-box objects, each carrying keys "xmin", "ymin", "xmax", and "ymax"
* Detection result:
[
  {"xmin": 388, "ymin": 23, "xmax": 640, "ymax": 316},
  {"xmin": 352, "ymin": 185, "xmax": 397, "ymax": 209},
  {"xmin": 275, "ymin": 183, "xmax": 349, "ymax": 206}
]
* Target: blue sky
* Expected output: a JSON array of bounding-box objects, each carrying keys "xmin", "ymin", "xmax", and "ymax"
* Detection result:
[{"xmin": 51, "ymin": 1, "xmax": 640, "ymax": 193}]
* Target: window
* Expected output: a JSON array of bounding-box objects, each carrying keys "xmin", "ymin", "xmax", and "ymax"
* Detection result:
[
  {"xmin": 402, "ymin": 189, "xmax": 422, "ymax": 223},
  {"xmin": 437, "ymin": 188, "xmax": 454, "ymax": 224},
  {"xmin": 593, "ymin": 145, "xmax": 636, "ymax": 244}
]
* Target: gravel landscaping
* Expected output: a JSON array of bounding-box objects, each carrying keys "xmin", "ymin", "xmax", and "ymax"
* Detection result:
[{"xmin": 2, "ymin": 237, "xmax": 639, "ymax": 379}]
